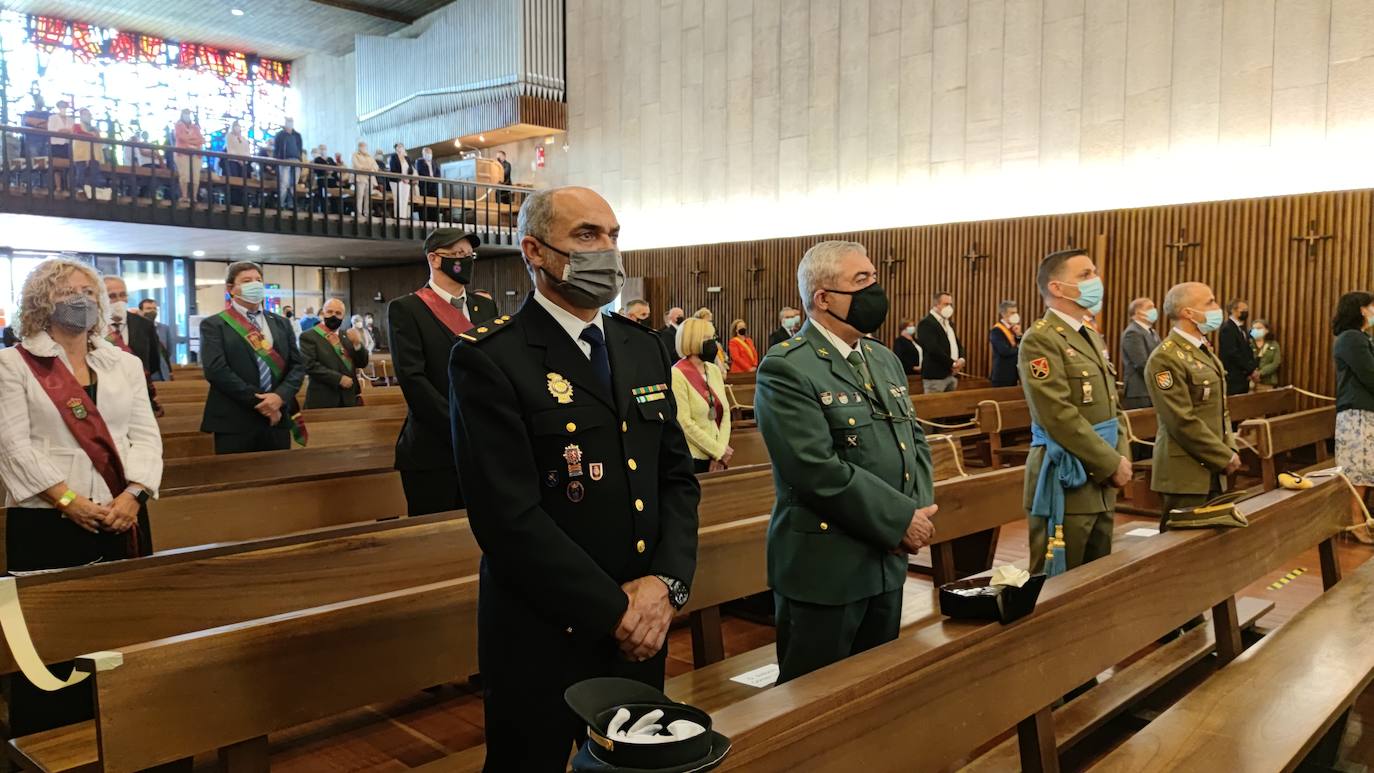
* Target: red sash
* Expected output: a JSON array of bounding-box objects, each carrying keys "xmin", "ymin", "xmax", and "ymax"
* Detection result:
[
  {"xmin": 674, "ymin": 359, "xmax": 723, "ymax": 427},
  {"xmin": 994, "ymin": 323, "xmax": 1016, "ymax": 348},
  {"xmin": 105, "ymin": 327, "xmax": 134, "ymax": 355},
  {"xmin": 416, "ymin": 288, "xmax": 474, "ymax": 337}
]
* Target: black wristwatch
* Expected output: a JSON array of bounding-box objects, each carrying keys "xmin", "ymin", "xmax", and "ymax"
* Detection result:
[{"xmin": 655, "ymin": 574, "xmax": 690, "ymax": 610}]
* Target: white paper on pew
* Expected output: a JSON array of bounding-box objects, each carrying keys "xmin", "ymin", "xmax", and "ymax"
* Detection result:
[
  {"xmin": 0, "ymin": 578, "xmax": 93, "ymax": 691},
  {"xmin": 1125, "ymin": 528, "xmax": 1159, "ymax": 538},
  {"xmin": 730, "ymin": 663, "xmax": 779, "ymax": 688}
]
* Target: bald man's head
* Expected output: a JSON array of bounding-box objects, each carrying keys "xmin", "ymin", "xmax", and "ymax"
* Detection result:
[
  {"xmin": 1162, "ymin": 282, "xmax": 1209, "ymax": 322},
  {"xmin": 322, "ymin": 298, "xmax": 346, "ymax": 317}
]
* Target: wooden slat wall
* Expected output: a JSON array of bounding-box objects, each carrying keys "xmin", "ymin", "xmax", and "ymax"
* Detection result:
[{"xmin": 625, "ymin": 188, "xmax": 1374, "ymax": 396}]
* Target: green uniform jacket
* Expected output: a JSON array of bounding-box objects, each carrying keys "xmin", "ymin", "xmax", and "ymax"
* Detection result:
[
  {"xmin": 755, "ymin": 322, "xmax": 935, "ymax": 606},
  {"xmin": 1017, "ymin": 311, "xmax": 1130, "ymax": 514},
  {"xmin": 1254, "ymin": 340, "xmax": 1281, "ymax": 386},
  {"xmin": 1145, "ymin": 331, "xmax": 1238, "ymax": 495}
]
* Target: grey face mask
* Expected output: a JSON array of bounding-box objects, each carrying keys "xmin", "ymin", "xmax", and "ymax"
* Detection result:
[
  {"xmin": 537, "ymin": 240, "xmax": 625, "ymax": 309},
  {"xmin": 51, "ymin": 295, "xmax": 102, "ymax": 332}
]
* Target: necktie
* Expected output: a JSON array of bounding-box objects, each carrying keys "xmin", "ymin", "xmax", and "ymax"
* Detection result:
[
  {"xmin": 580, "ymin": 324, "xmax": 612, "ymax": 393},
  {"xmin": 846, "ymin": 351, "xmax": 875, "ymax": 396},
  {"xmin": 245, "ymin": 311, "xmax": 274, "ymax": 391},
  {"xmin": 450, "ymin": 295, "xmax": 469, "ymax": 321}
]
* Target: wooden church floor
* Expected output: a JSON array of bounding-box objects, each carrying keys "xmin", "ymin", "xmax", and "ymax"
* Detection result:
[{"xmin": 193, "ymin": 514, "xmax": 1374, "ymax": 771}]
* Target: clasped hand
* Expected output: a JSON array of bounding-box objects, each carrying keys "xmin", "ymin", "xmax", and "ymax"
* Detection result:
[
  {"xmin": 897, "ymin": 503, "xmax": 939, "ymax": 553},
  {"xmin": 64, "ymin": 492, "xmax": 137, "ymax": 534},
  {"xmin": 254, "ymin": 391, "xmax": 284, "ymax": 426},
  {"xmin": 614, "ymin": 576, "xmax": 674, "ymax": 662}
]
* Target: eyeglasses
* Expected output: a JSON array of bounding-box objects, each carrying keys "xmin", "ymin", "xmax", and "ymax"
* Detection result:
[{"xmin": 432, "ymin": 251, "xmax": 474, "ymax": 259}]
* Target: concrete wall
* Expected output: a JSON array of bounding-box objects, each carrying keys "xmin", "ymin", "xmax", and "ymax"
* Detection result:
[
  {"xmin": 293, "ymin": 51, "xmax": 359, "ymax": 158},
  {"xmin": 563, "ymin": 0, "xmax": 1374, "ymax": 249}
]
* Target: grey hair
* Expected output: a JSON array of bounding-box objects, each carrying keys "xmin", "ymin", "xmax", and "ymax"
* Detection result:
[
  {"xmin": 1162, "ymin": 282, "xmax": 1203, "ymax": 322},
  {"xmin": 777, "ymin": 306, "xmax": 798, "ymax": 321},
  {"xmin": 517, "ymin": 187, "xmax": 559, "ymax": 243},
  {"xmin": 19, "ymin": 258, "xmax": 109, "ymax": 340},
  {"xmin": 998, "ymin": 299, "xmax": 1018, "ymax": 316},
  {"xmin": 797, "ymin": 240, "xmax": 867, "ymax": 313}
]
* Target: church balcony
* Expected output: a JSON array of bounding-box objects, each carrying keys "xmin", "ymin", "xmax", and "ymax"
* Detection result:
[{"xmin": 0, "ymin": 126, "xmax": 527, "ymax": 255}]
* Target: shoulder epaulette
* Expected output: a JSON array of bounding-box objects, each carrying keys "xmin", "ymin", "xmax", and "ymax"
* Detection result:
[
  {"xmin": 769, "ymin": 335, "xmax": 810, "ymax": 356},
  {"xmin": 457, "ymin": 315, "xmax": 513, "ymax": 344}
]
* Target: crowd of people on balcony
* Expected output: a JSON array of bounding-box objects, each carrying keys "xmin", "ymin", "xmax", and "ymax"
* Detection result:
[{"xmin": 14, "ymin": 93, "xmax": 513, "ymax": 221}]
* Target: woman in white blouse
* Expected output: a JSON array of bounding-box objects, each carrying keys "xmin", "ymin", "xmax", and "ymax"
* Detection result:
[
  {"xmin": 0, "ymin": 258, "xmax": 163, "ymax": 734},
  {"xmin": 671, "ymin": 317, "xmax": 734, "ymax": 473}
]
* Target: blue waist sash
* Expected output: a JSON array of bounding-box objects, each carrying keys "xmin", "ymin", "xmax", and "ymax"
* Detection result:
[{"xmin": 1029, "ymin": 417, "xmax": 1119, "ymax": 576}]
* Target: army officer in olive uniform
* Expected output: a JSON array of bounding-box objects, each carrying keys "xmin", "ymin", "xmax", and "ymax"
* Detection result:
[
  {"xmin": 1018, "ymin": 249, "xmax": 1132, "ymax": 575},
  {"xmin": 755, "ymin": 240, "xmax": 937, "ymax": 685},
  {"xmin": 1145, "ymin": 282, "xmax": 1241, "ymax": 528},
  {"xmin": 449, "ymin": 187, "xmax": 700, "ymax": 772}
]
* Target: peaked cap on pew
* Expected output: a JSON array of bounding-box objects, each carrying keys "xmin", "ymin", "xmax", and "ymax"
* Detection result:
[{"xmin": 566, "ymin": 677, "xmax": 731, "ymax": 772}]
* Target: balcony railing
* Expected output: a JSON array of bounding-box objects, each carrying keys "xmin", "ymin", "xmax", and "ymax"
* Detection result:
[{"xmin": 0, "ymin": 125, "xmax": 529, "ymax": 245}]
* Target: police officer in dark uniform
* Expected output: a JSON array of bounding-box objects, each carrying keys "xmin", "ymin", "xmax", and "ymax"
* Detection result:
[{"xmin": 449, "ymin": 186, "xmax": 700, "ymax": 772}]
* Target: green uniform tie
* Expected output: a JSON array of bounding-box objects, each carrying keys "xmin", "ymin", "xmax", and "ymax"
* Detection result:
[{"xmin": 846, "ymin": 351, "xmax": 875, "ymax": 397}]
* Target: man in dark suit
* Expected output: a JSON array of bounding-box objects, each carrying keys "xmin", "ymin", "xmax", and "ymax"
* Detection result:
[
  {"xmin": 450, "ymin": 186, "xmax": 699, "ymax": 772},
  {"xmin": 299, "ymin": 298, "xmax": 369, "ymax": 408},
  {"xmin": 415, "ymin": 148, "xmax": 440, "ymax": 220},
  {"xmin": 1219, "ymin": 298, "xmax": 1258, "ymax": 396},
  {"xmin": 656, "ymin": 305, "xmax": 684, "ymax": 360},
  {"xmin": 915, "ymin": 290, "xmax": 964, "ymax": 392},
  {"xmin": 137, "ymin": 298, "xmax": 174, "ymax": 380},
  {"xmin": 767, "ymin": 306, "xmax": 801, "ymax": 348},
  {"xmin": 1120, "ymin": 296, "xmax": 1161, "ymax": 410},
  {"xmin": 388, "ymin": 228, "xmax": 498, "ymax": 516},
  {"xmin": 103, "ymin": 275, "xmax": 162, "ymax": 415},
  {"xmin": 987, "ymin": 299, "xmax": 1022, "ymax": 387},
  {"xmin": 199, "ymin": 261, "xmax": 307, "ymax": 454}
]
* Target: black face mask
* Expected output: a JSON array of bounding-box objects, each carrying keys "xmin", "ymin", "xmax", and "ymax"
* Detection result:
[
  {"xmin": 673, "ymin": 315, "xmax": 685, "ymax": 325},
  {"xmin": 824, "ymin": 283, "xmax": 890, "ymax": 334},
  {"xmin": 439, "ymin": 255, "xmax": 474, "ymax": 285},
  {"xmin": 144, "ymin": 310, "xmax": 157, "ymax": 323},
  {"xmin": 1237, "ymin": 311, "xmax": 1249, "ymax": 323},
  {"xmin": 736, "ymin": 328, "xmax": 747, "ymax": 336},
  {"xmin": 285, "ymin": 311, "xmax": 294, "ymax": 319},
  {"xmin": 700, "ymin": 339, "xmax": 720, "ymax": 362},
  {"xmin": 323, "ymin": 315, "xmax": 343, "ymax": 330}
]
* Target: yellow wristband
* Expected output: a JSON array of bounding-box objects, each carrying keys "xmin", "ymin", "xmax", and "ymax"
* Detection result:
[{"xmin": 56, "ymin": 490, "xmax": 77, "ymax": 510}]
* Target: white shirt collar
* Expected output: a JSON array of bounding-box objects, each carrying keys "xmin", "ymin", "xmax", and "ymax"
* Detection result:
[
  {"xmin": 929, "ymin": 309, "xmax": 949, "ymax": 326},
  {"xmin": 1048, "ymin": 307, "xmax": 1084, "ymax": 332},
  {"xmin": 1172, "ymin": 326, "xmax": 1207, "ymax": 350},
  {"xmin": 533, "ymin": 288, "xmax": 604, "ymax": 347},
  {"xmin": 1134, "ymin": 319, "xmax": 1154, "ymax": 332},
  {"xmin": 812, "ymin": 319, "xmax": 860, "ymax": 361},
  {"xmin": 231, "ymin": 299, "xmax": 261, "ymax": 318},
  {"xmin": 427, "ymin": 280, "xmax": 465, "ymax": 306},
  {"xmin": 108, "ymin": 306, "xmax": 127, "ymax": 326}
]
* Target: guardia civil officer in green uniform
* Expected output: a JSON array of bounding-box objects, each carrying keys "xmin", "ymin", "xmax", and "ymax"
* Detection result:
[
  {"xmin": 1145, "ymin": 282, "xmax": 1241, "ymax": 528},
  {"xmin": 1018, "ymin": 249, "xmax": 1132, "ymax": 576},
  {"xmin": 754, "ymin": 240, "xmax": 938, "ymax": 684}
]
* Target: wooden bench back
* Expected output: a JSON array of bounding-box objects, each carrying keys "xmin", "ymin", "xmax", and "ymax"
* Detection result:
[
  {"xmin": 1228, "ymin": 386, "xmax": 1298, "ymax": 422},
  {"xmin": 162, "ymin": 418, "xmax": 403, "ymax": 459},
  {"xmin": 708, "ymin": 480, "xmax": 1357, "ymax": 771},
  {"xmin": 973, "ymin": 399, "xmax": 1033, "ymax": 434},
  {"xmin": 1239, "ymin": 405, "xmax": 1336, "ymax": 458},
  {"xmin": 160, "ymin": 443, "xmax": 394, "ymax": 494},
  {"xmin": 149, "ymin": 470, "xmax": 406, "ymax": 550},
  {"xmin": 157, "ymin": 402, "xmax": 407, "ymax": 435},
  {"xmin": 0, "ymin": 514, "xmax": 473, "ymax": 679},
  {"xmin": 911, "ymin": 386, "xmax": 1024, "ymax": 422},
  {"xmin": 81, "ymin": 575, "xmax": 482, "ymax": 772}
]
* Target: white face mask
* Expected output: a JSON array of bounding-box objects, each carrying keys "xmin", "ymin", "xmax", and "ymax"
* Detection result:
[
  {"xmin": 1007, "ymin": 313, "xmax": 1020, "ymax": 326},
  {"xmin": 109, "ymin": 300, "xmax": 127, "ymax": 318},
  {"xmin": 939, "ymin": 305, "xmax": 954, "ymax": 320}
]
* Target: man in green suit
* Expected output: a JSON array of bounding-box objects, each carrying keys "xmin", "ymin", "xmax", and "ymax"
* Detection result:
[
  {"xmin": 1145, "ymin": 282, "xmax": 1241, "ymax": 528},
  {"xmin": 755, "ymin": 240, "xmax": 938, "ymax": 684},
  {"xmin": 1018, "ymin": 249, "xmax": 1132, "ymax": 575}
]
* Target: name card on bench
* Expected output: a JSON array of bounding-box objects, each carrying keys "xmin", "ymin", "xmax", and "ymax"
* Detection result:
[{"xmin": 730, "ymin": 663, "xmax": 779, "ymax": 688}]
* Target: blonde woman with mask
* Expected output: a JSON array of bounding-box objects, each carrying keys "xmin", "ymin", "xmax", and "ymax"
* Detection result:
[{"xmin": 672, "ymin": 317, "xmax": 733, "ymax": 472}]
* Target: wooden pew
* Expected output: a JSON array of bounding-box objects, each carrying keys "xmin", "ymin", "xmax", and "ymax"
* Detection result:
[
  {"xmin": 974, "ymin": 398, "xmax": 1034, "ymax": 468},
  {"xmin": 157, "ymin": 402, "xmax": 407, "ymax": 436},
  {"xmin": 160, "ymin": 417, "xmax": 403, "ymax": 458},
  {"xmin": 159, "ymin": 443, "xmax": 395, "ymax": 494},
  {"xmin": 1088, "ymin": 555, "xmax": 1374, "ymax": 772},
  {"xmin": 1237, "ymin": 405, "xmax": 1335, "ymax": 489},
  {"xmin": 702, "ymin": 479, "xmax": 1356, "ymax": 772},
  {"xmin": 154, "ymin": 386, "xmax": 406, "ymax": 420}
]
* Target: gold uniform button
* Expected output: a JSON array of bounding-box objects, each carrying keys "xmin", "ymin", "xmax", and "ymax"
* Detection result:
[
  {"xmin": 628, "ymin": 458, "xmax": 638, "ymax": 471},
  {"xmin": 904, "ymin": 472, "xmax": 910, "ymax": 481},
  {"xmin": 820, "ymin": 522, "xmax": 829, "ymax": 531},
  {"xmin": 847, "ymin": 418, "xmax": 856, "ymax": 426},
  {"xmin": 494, "ymin": 318, "xmax": 504, "ymax": 325},
  {"xmin": 477, "ymin": 327, "xmax": 489, "ymax": 333},
  {"xmin": 1081, "ymin": 371, "xmax": 1089, "ymax": 377},
  {"xmin": 635, "ymin": 499, "xmax": 644, "ymax": 512},
  {"xmin": 621, "ymin": 421, "xmax": 628, "ymax": 432},
  {"xmin": 566, "ymin": 422, "xmax": 577, "ymax": 433},
  {"xmin": 636, "ymin": 539, "xmax": 646, "ymax": 553},
  {"xmin": 900, "ymin": 441, "xmax": 907, "ymax": 450},
  {"xmin": 565, "ymin": 626, "xmax": 573, "ymax": 634}
]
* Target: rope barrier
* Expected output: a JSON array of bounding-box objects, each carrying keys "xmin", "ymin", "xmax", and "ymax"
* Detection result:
[
  {"xmin": 976, "ymin": 400, "xmax": 1002, "ymax": 435},
  {"xmin": 914, "ymin": 416, "xmax": 979, "ymax": 431},
  {"xmin": 1290, "ymin": 386, "xmax": 1336, "ymax": 402},
  {"xmin": 1236, "ymin": 419, "xmax": 1273, "ymax": 459},
  {"xmin": 928, "ymin": 433, "xmax": 969, "ymax": 478},
  {"xmin": 1121, "ymin": 411, "xmax": 1155, "ymax": 448}
]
